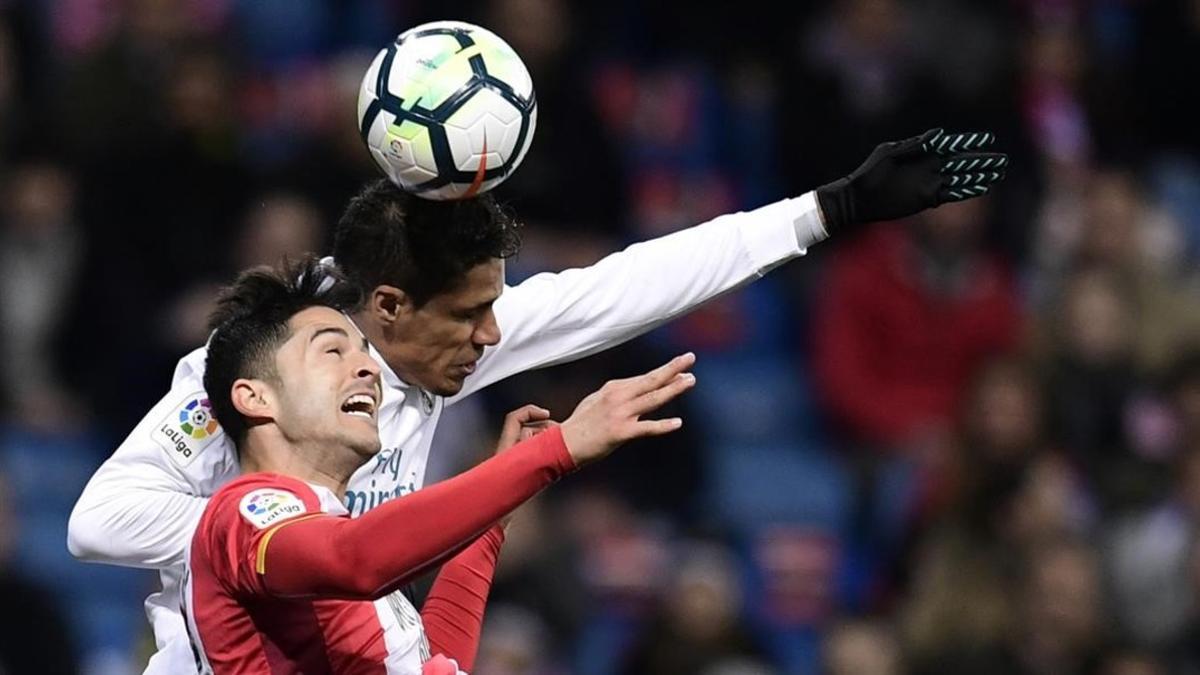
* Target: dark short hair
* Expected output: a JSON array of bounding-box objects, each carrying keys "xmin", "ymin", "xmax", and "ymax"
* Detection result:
[
  {"xmin": 332, "ymin": 179, "xmax": 521, "ymax": 307},
  {"xmin": 203, "ymin": 257, "xmax": 363, "ymax": 446}
]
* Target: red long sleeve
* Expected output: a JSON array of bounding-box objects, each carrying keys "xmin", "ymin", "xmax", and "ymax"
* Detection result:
[
  {"xmin": 421, "ymin": 525, "xmax": 505, "ymax": 671},
  {"xmin": 261, "ymin": 427, "xmax": 573, "ymax": 599}
]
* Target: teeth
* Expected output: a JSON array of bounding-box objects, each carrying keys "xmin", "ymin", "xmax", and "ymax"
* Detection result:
[{"xmin": 342, "ymin": 393, "xmax": 376, "ymax": 417}]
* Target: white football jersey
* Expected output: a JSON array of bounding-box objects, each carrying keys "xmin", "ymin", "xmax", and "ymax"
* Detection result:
[{"xmin": 67, "ymin": 193, "xmax": 825, "ymax": 673}]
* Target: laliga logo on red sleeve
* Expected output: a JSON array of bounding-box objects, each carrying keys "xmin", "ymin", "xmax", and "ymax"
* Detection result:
[{"xmin": 240, "ymin": 489, "xmax": 307, "ymax": 529}]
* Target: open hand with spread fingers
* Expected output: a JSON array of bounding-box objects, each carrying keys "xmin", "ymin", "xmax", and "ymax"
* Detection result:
[
  {"xmin": 559, "ymin": 352, "xmax": 697, "ymax": 467},
  {"xmin": 815, "ymin": 128, "xmax": 1008, "ymax": 232}
]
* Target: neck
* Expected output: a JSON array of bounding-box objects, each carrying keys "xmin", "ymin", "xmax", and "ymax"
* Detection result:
[{"xmin": 239, "ymin": 430, "xmax": 356, "ymax": 499}]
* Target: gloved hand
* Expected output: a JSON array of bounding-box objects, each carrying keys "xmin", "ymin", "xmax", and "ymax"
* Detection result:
[{"xmin": 814, "ymin": 128, "xmax": 1008, "ymax": 232}]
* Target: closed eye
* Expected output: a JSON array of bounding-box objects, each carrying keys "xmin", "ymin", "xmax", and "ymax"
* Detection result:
[{"xmin": 456, "ymin": 303, "xmax": 493, "ymax": 322}]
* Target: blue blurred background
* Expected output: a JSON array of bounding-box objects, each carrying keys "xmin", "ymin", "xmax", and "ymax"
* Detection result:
[{"xmin": 1, "ymin": 0, "xmax": 1199, "ymax": 673}]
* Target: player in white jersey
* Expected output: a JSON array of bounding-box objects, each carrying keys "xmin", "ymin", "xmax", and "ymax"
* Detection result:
[{"xmin": 68, "ymin": 128, "xmax": 1008, "ymax": 672}]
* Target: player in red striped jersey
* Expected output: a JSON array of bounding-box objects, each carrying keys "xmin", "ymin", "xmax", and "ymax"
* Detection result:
[{"xmin": 184, "ymin": 257, "xmax": 696, "ymax": 674}]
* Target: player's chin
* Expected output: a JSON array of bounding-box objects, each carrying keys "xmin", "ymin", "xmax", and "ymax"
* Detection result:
[
  {"xmin": 431, "ymin": 372, "xmax": 467, "ymax": 398},
  {"xmin": 339, "ymin": 414, "xmax": 379, "ymax": 441},
  {"xmin": 345, "ymin": 430, "xmax": 382, "ymax": 457}
]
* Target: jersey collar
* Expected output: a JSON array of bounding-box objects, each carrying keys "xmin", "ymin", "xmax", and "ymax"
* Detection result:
[{"xmin": 305, "ymin": 482, "xmax": 350, "ymax": 516}]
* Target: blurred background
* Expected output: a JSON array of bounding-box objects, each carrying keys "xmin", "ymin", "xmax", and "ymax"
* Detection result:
[{"xmin": 1, "ymin": 0, "xmax": 1199, "ymax": 673}]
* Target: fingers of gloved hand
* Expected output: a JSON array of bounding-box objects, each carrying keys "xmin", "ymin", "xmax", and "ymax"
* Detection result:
[
  {"xmin": 940, "ymin": 153, "xmax": 1008, "ymax": 173},
  {"xmin": 889, "ymin": 128, "xmax": 944, "ymax": 157},
  {"xmin": 917, "ymin": 128, "xmax": 944, "ymax": 152},
  {"xmin": 945, "ymin": 171, "xmax": 1005, "ymax": 188},
  {"xmin": 909, "ymin": 127, "xmax": 944, "ymax": 150},
  {"xmin": 927, "ymin": 131, "xmax": 995, "ymax": 155},
  {"xmin": 938, "ymin": 184, "xmax": 992, "ymax": 203}
]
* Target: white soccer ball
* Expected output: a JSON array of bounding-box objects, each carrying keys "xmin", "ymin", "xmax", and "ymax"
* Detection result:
[{"xmin": 357, "ymin": 20, "xmax": 537, "ymax": 200}]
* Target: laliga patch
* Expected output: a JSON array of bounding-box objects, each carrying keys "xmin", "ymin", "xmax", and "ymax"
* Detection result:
[
  {"xmin": 239, "ymin": 489, "xmax": 307, "ymax": 529},
  {"xmin": 152, "ymin": 392, "xmax": 223, "ymax": 467}
]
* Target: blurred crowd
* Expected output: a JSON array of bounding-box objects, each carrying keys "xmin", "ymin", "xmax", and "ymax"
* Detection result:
[{"xmin": 1, "ymin": 0, "xmax": 1199, "ymax": 673}]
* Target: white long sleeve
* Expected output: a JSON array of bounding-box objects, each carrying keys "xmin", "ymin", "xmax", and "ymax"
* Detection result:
[
  {"xmin": 67, "ymin": 347, "xmax": 239, "ymax": 568},
  {"xmin": 452, "ymin": 192, "xmax": 824, "ymax": 400}
]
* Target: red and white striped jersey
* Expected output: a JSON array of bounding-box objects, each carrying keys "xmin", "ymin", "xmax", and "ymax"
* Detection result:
[{"xmin": 183, "ymin": 473, "xmax": 430, "ymax": 674}]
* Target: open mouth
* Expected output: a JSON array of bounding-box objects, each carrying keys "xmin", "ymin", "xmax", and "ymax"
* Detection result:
[{"xmin": 340, "ymin": 393, "xmax": 377, "ymax": 420}]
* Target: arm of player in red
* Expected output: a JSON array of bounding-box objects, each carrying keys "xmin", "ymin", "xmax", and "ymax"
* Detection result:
[
  {"xmin": 420, "ymin": 524, "xmax": 505, "ymax": 672},
  {"xmin": 259, "ymin": 427, "xmax": 572, "ymax": 600}
]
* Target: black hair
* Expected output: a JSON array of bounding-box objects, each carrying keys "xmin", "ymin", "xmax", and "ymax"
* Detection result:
[
  {"xmin": 203, "ymin": 257, "xmax": 363, "ymax": 446},
  {"xmin": 332, "ymin": 179, "xmax": 521, "ymax": 307}
]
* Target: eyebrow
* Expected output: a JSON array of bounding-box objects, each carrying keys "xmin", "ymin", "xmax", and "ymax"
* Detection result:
[
  {"xmin": 465, "ymin": 297, "xmax": 497, "ymax": 313},
  {"xmin": 311, "ymin": 326, "xmax": 370, "ymax": 354},
  {"xmin": 310, "ymin": 326, "xmax": 350, "ymax": 343}
]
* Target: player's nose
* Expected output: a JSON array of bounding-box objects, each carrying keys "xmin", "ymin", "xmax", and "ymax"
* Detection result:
[
  {"xmin": 473, "ymin": 308, "xmax": 501, "ymax": 347},
  {"xmin": 350, "ymin": 350, "xmax": 381, "ymax": 381}
]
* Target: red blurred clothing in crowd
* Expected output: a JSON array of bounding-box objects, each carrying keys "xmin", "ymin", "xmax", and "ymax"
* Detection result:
[{"xmin": 813, "ymin": 222, "xmax": 1023, "ymax": 449}]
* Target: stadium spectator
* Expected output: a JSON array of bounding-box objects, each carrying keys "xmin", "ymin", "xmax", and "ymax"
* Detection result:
[
  {"xmin": 483, "ymin": 0, "xmax": 627, "ymax": 245},
  {"xmin": 1015, "ymin": 539, "xmax": 1106, "ymax": 675},
  {"xmin": 784, "ymin": 0, "xmax": 926, "ymax": 190},
  {"xmin": 473, "ymin": 604, "xmax": 559, "ymax": 675},
  {"xmin": 822, "ymin": 617, "xmax": 902, "ymax": 675},
  {"xmin": 0, "ymin": 160, "xmax": 84, "ymax": 426},
  {"xmin": 1039, "ymin": 266, "xmax": 1161, "ymax": 510},
  {"xmin": 0, "ymin": 16, "xmax": 18, "ymax": 155},
  {"xmin": 1032, "ymin": 168, "xmax": 1200, "ymax": 373},
  {"xmin": 1098, "ymin": 353, "xmax": 1200, "ymax": 650},
  {"xmin": 1092, "ymin": 648, "xmax": 1168, "ymax": 675},
  {"xmin": 901, "ymin": 356, "xmax": 1089, "ymax": 673},
  {"xmin": 0, "ymin": 472, "xmax": 80, "ymax": 675},
  {"xmin": 812, "ymin": 197, "xmax": 1023, "ymax": 450},
  {"xmin": 621, "ymin": 542, "xmax": 771, "ymax": 675},
  {"xmin": 484, "ymin": 496, "xmax": 587, "ymax": 651}
]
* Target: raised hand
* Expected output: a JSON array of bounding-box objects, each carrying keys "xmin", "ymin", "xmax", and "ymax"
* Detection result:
[
  {"xmin": 815, "ymin": 127, "xmax": 1008, "ymax": 231},
  {"xmin": 559, "ymin": 353, "xmax": 697, "ymax": 467}
]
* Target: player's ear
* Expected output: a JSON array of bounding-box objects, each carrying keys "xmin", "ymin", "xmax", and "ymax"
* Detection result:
[
  {"xmin": 230, "ymin": 378, "xmax": 276, "ymax": 421},
  {"xmin": 369, "ymin": 284, "xmax": 414, "ymax": 325}
]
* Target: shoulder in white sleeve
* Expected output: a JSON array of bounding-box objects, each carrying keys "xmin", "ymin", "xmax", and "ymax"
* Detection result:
[
  {"xmin": 68, "ymin": 346, "xmax": 239, "ymax": 568},
  {"xmin": 171, "ymin": 345, "xmax": 210, "ymax": 387}
]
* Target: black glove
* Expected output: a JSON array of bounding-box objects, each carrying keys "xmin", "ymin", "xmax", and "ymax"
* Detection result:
[{"xmin": 814, "ymin": 128, "xmax": 1008, "ymax": 232}]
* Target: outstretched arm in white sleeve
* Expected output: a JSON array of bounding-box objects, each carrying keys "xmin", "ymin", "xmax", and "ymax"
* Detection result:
[
  {"xmin": 453, "ymin": 193, "xmax": 825, "ymax": 399},
  {"xmin": 453, "ymin": 127, "xmax": 1010, "ymax": 400}
]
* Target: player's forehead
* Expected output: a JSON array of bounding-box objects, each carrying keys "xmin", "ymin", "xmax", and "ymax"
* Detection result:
[{"xmin": 285, "ymin": 306, "xmax": 356, "ymax": 342}]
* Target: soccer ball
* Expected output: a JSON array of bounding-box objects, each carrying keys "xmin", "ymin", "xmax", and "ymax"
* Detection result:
[{"xmin": 358, "ymin": 20, "xmax": 537, "ymax": 200}]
